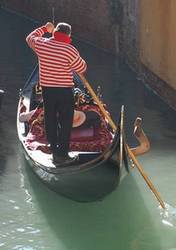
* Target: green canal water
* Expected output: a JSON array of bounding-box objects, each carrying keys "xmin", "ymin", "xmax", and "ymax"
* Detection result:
[{"xmin": 0, "ymin": 7, "xmax": 176, "ymax": 250}]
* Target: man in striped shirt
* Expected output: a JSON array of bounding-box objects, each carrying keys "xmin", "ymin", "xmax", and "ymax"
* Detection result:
[{"xmin": 26, "ymin": 22, "xmax": 87, "ymax": 166}]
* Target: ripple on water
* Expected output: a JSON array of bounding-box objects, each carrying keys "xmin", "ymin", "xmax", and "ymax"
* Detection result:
[
  {"xmin": 12, "ymin": 246, "xmax": 36, "ymax": 250},
  {"xmin": 159, "ymin": 203, "xmax": 176, "ymax": 227}
]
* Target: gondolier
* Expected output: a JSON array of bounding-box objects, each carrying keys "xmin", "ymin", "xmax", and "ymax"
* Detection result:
[
  {"xmin": 26, "ymin": 21, "xmax": 87, "ymax": 166},
  {"xmin": 17, "ymin": 65, "xmax": 151, "ymax": 202}
]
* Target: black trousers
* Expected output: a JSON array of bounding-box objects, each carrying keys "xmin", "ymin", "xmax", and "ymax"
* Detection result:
[{"xmin": 42, "ymin": 86, "xmax": 74, "ymax": 156}]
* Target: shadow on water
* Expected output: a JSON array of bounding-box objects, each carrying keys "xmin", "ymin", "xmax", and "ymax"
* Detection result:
[{"xmin": 19, "ymin": 153, "xmax": 162, "ymax": 250}]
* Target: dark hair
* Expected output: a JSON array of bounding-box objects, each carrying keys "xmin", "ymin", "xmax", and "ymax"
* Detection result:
[{"xmin": 55, "ymin": 22, "xmax": 71, "ymax": 35}]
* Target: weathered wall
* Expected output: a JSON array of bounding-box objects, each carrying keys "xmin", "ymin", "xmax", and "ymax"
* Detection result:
[
  {"xmin": 140, "ymin": 0, "xmax": 176, "ymax": 91},
  {"xmin": 138, "ymin": 0, "xmax": 176, "ymax": 109},
  {"xmin": 0, "ymin": 0, "xmax": 121, "ymax": 54},
  {"xmin": 119, "ymin": 0, "xmax": 176, "ymax": 109}
]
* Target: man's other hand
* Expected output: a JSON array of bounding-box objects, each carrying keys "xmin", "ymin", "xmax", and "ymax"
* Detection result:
[{"xmin": 45, "ymin": 22, "xmax": 55, "ymax": 33}]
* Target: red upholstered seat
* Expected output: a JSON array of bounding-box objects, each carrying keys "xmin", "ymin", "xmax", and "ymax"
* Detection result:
[
  {"xmin": 71, "ymin": 127, "xmax": 94, "ymax": 141},
  {"xmin": 23, "ymin": 104, "xmax": 113, "ymax": 153}
]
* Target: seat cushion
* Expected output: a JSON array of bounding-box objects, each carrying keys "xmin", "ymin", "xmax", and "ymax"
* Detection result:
[{"xmin": 71, "ymin": 127, "xmax": 94, "ymax": 141}]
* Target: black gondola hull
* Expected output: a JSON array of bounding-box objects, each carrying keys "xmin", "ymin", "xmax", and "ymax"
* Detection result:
[
  {"xmin": 17, "ymin": 66, "xmax": 127, "ymax": 202},
  {"xmin": 23, "ymin": 147, "xmax": 120, "ymax": 202}
]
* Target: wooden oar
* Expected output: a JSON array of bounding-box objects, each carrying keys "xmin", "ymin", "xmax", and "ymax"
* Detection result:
[{"xmin": 78, "ymin": 73, "xmax": 165, "ymax": 209}]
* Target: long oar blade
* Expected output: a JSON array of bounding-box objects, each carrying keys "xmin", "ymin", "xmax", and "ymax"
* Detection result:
[{"xmin": 126, "ymin": 144, "xmax": 165, "ymax": 209}]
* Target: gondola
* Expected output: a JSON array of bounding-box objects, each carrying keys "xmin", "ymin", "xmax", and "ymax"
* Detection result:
[{"xmin": 17, "ymin": 65, "xmax": 150, "ymax": 202}]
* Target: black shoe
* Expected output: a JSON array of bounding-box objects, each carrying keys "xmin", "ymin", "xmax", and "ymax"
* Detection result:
[{"xmin": 52, "ymin": 154, "xmax": 78, "ymax": 167}]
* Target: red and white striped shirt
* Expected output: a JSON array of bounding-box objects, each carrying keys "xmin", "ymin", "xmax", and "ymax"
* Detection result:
[{"xmin": 26, "ymin": 26, "xmax": 87, "ymax": 87}]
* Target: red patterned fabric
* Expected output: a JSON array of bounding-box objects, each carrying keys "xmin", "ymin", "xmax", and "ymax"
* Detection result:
[
  {"xmin": 23, "ymin": 104, "xmax": 113, "ymax": 153},
  {"xmin": 70, "ymin": 104, "xmax": 113, "ymax": 151}
]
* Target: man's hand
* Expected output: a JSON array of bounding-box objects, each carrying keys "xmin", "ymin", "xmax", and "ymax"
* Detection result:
[{"xmin": 45, "ymin": 22, "xmax": 55, "ymax": 33}]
